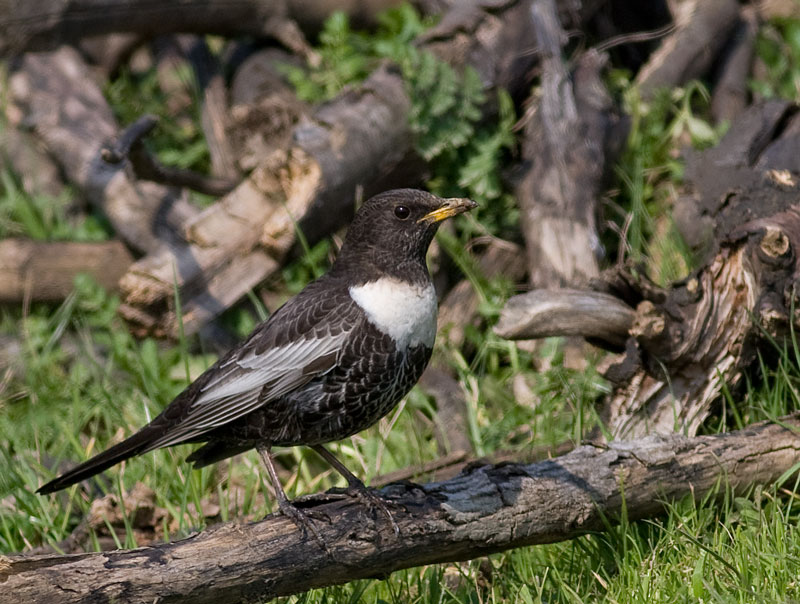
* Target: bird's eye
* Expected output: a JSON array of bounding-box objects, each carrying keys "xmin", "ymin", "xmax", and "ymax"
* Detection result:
[{"xmin": 394, "ymin": 205, "xmax": 411, "ymax": 220}]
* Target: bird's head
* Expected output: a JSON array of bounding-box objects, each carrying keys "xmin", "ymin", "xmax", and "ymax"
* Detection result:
[{"xmin": 332, "ymin": 189, "xmax": 477, "ymax": 281}]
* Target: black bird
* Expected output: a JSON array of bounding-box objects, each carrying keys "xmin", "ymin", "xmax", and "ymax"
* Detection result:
[{"xmin": 38, "ymin": 189, "xmax": 477, "ymax": 535}]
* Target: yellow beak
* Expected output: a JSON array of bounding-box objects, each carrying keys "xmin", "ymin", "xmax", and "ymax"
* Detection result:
[{"xmin": 418, "ymin": 197, "xmax": 478, "ymax": 224}]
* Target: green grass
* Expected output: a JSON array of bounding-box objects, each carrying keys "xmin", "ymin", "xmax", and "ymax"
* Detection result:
[{"xmin": 4, "ymin": 6, "xmax": 800, "ymax": 603}]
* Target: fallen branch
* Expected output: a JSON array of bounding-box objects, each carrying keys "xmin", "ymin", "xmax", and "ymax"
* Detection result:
[
  {"xmin": 0, "ymin": 0, "xmax": 409, "ymax": 56},
  {"xmin": 636, "ymin": 0, "xmax": 740, "ymax": 98},
  {"xmin": 102, "ymin": 115, "xmax": 237, "ymax": 197},
  {"xmin": 0, "ymin": 239, "xmax": 133, "ymax": 302},
  {"xmin": 517, "ymin": 0, "xmax": 626, "ymax": 288},
  {"xmin": 371, "ymin": 440, "xmax": 575, "ymax": 487},
  {"xmin": 5, "ymin": 414, "xmax": 799, "ymax": 603}
]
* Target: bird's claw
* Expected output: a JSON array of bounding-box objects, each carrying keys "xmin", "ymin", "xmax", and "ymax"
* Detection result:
[
  {"xmin": 343, "ymin": 482, "xmax": 400, "ymax": 536},
  {"xmin": 277, "ymin": 499, "xmax": 334, "ymax": 557}
]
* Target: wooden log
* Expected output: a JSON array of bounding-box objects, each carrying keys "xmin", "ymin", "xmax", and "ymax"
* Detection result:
[
  {"xmin": 517, "ymin": 0, "xmax": 627, "ymax": 289},
  {"xmin": 636, "ymin": 0, "xmax": 740, "ymax": 98},
  {"xmin": 7, "ymin": 415, "xmax": 800, "ymax": 603},
  {"xmin": 496, "ymin": 101, "xmax": 800, "ymax": 439},
  {"xmin": 0, "ymin": 126, "xmax": 65, "ymax": 199},
  {"xmin": 8, "ymin": 46, "xmax": 200, "ymax": 255},
  {"xmin": 117, "ymin": 0, "xmax": 541, "ymax": 338},
  {"xmin": 0, "ymin": 239, "xmax": 133, "ymax": 302},
  {"xmin": 601, "ymin": 101, "xmax": 800, "ymax": 438}
]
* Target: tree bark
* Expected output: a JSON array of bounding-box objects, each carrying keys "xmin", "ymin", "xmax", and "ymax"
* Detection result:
[
  {"xmin": 116, "ymin": 0, "xmax": 540, "ymax": 338},
  {"xmin": 0, "ymin": 239, "xmax": 133, "ymax": 302},
  {"xmin": 6, "ymin": 414, "xmax": 800, "ymax": 603}
]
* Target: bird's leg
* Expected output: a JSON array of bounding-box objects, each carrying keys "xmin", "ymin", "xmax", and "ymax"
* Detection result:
[
  {"xmin": 311, "ymin": 444, "xmax": 400, "ymax": 536},
  {"xmin": 256, "ymin": 443, "xmax": 331, "ymax": 553}
]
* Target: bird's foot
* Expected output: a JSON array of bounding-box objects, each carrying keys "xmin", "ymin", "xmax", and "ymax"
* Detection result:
[
  {"xmin": 340, "ymin": 481, "xmax": 400, "ymax": 536},
  {"xmin": 276, "ymin": 498, "xmax": 333, "ymax": 556}
]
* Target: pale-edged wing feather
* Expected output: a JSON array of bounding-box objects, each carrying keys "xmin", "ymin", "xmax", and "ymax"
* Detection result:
[{"xmin": 144, "ymin": 281, "xmax": 359, "ymax": 449}]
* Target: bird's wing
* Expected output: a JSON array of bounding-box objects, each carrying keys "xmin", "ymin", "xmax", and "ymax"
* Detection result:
[{"xmin": 145, "ymin": 282, "xmax": 360, "ymax": 449}]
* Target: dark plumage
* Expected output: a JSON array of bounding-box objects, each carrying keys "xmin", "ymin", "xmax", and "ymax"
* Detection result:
[{"xmin": 38, "ymin": 189, "xmax": 476, "ymax": 535}]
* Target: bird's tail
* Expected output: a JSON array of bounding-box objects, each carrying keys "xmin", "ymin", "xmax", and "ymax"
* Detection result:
[{"xmin": 37, "ymin": 426, "xmax": 163, "ymax": 494}]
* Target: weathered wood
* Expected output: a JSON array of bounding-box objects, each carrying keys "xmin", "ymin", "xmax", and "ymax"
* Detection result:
[
  {"xmin": 497, "ymin": 102, "xmax": 800, "ymax": 439},
  {"xmin": 8, "ymin": 46, "xmax": 200, "ymax": 255},
  {"xmin": 599, "ymin": 101, "xmax": 800, "ymax": 438},
  {"xmin": 0, "ymin": 126, "xmax": 65, "ymax": 199},
  {"xmin": 636, "ymin": 0, "xmax": 740, "ymax": 98},
  {"xmin": 228, "ymin": 48, "xmax": 309, "ymax": 172},
  {"xmin": 0, "ymin": 239, "xmax": 133, "ymax": 302},
  {"xmin": 8, "ymin": 415, "xmax": 800, "ymax": 603},
  {"xmin": 494, "ymin": 289, "xmax": 635, "ymax": 348},
  {"xmin": 371, "ymin": 440, "xmax": 576, "ymax": 488},
  {"xmin": 117, "ymin": 0, "xmax": 540, "ymax": 338},
  {"xmin": 517, "ymin": 0, "xmax": 626, "ymax": 289}
]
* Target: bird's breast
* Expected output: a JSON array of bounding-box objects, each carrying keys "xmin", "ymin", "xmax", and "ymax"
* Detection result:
[{"xmin": 348, "ymin": 277, "xmax": 437, "ymax": 349}]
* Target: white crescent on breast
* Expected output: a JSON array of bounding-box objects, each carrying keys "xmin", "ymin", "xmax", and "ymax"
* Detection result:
[{"xmin": 349, "ymin": 277, "xmax": 438, "ymax": 349}]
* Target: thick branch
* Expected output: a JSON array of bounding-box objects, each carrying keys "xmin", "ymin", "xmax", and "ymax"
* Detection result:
[
  {"xmin": 5, "ymin": 415, "xmax": 799, "ymax": 603},
  {"xmin": 517, "ymin": 0, "xmax": 626, "ymax": 288}
]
